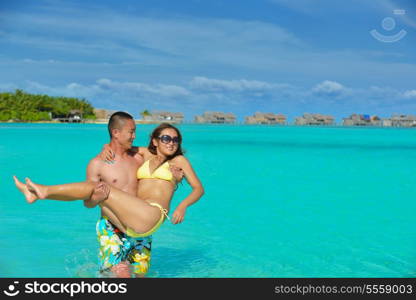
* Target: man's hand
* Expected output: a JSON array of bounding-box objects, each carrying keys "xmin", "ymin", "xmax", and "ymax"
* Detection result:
[
  {"xmin": 171, "ymin": 204, "xmax": 187, "ymax": 224},
  {"xmin": 170, "ymin": 164, "xmax": 184, "ymax": 182},
  {"xmin": 84, "ymin": 182, "xmax": 110, "ymax": 208},
  {"xmin": 99, "ymin": 144, "xmax": 115, "ymax": 164}
]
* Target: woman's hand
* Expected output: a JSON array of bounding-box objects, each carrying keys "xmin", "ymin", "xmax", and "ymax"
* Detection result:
[
  {"xmin": 169, "ymin": 164, "xmax": 184, "ymax": 182},
  {"xmin": 171, "ymin": 204, "xmax": 187, "ymax": 224},
  {"xmin": 99, "ymin": 144, "xmax": 115, "ymax": 163}
]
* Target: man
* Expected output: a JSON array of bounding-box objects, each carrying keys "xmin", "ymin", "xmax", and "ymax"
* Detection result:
[
  {"xmin": 84, "ymin": 111, "xmax": 147, "ymax": 277},
  {"xmin": 85, "ymin": 111, "xmax": 182, "ymax": 278}
]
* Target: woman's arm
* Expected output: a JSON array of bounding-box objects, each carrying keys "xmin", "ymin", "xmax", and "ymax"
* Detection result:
[
  {"xmin": 171, "ymin": 156, "xmax": 204, "ymax": 224},
  {"xmin": 138, "ymin": 147, "xmax": 149, "ymax": 158},
  {"xmin": 99, "ymin": 144, "xmax": 143, "ymax": 162},
  {"xmin": 98, "ymin": 144, "xmax": 115, "ymax": 162}
]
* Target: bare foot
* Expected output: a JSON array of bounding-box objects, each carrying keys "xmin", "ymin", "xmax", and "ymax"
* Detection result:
[
  {"xmin": 25, "ymin": 177, "xmax": 48, "ymax": 199},
  {"xmin": 110, "ymin": 262, "xmax": 132, "ymax": 278},
  {"xmin": 13, "ymin": 176, "xmax": 40, "ymax": 204}
]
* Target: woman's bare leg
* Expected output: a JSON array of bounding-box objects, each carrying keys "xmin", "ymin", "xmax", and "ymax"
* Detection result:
[
  {"xmin": 97, "ymin": 186, "xmax": 161, "ymax": 234},
  {"xmin": 14, "ymin": 176, "xmax": 161, "ymax": 233},
  {"xmin": 13, "ymin": 176, "xmax": 95, "ymax": 203}
]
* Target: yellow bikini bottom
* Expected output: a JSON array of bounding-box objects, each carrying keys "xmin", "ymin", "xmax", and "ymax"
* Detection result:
[{"xmin": 126, "ymin": 202, "xmax": 170, "ymax": 238}]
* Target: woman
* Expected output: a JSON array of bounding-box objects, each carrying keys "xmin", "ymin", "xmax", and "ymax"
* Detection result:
[{"xmin": 14, "ymin": 123, "xmax": 204, "ymax": 238}]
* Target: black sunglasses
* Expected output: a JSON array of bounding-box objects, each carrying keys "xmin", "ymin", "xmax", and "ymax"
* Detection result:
[{"xmin": 158, "ymin": 135, "xmax": 180, "ymax": 144}]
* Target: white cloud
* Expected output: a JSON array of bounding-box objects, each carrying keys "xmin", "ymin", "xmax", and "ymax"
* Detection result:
[
  {"xmin": 4, "ymin": 77, "xmax": 414, "ymax": 109},
  {"xmin": 403, "ymin": 90, "xmax": 416, "ymax": 99},
  {"xmin": 15, "ymin": 78, "xmax": 191, "ymax": 102},
  {"xmin": 95, "ymin": 78, "xmax": 190, "ymax": 98},
  {"xmin": 0, "ymin": 8, "xmax": 304, "ymax": 67},
  {"xmin": 6, "ymin": 77, "xmax": 413, "ymax": 107},
  {"xmin": 1, "ymin": 4, "xmax": 415, "ymax": 90},
  {"xmin": 312, "ymin": 80, "xmax": 347, "ymax": 97},
  {"xmin": 2, "ymin": 76, "xmax": 416, "ymax": 122},
  {"xmin": 190, "ymin": 76, "xmax": 278, "ymax": 93},
  {"xmin": 367, "ymin": 86, "xmax": 401, "ymax": 99},
  {"xmin": 25, "ymin": 81, "xmax": 57, "ymax": 94}
]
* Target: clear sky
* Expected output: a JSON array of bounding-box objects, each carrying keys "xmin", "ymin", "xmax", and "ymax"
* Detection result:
[{"xmin": 0, "ymin": 0, "xmax": 415, "ymax": 121}]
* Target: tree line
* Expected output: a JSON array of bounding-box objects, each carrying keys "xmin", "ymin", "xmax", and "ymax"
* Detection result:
[{"xmin": 0, "ymin": 90, "xmax": 96, "ymax": 121}]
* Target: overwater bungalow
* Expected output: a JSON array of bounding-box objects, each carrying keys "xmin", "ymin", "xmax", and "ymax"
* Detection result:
[
  {"xmin": 342, "ymin": 114, "xmax": 381, "ymax": 126},
  {"xmin": 381, "ymin": 118, "xmax": 392, "ymax": 127},
  {"xmin": 294, "ymin": 113, "xmax": 335, "ymax": 126},
  {"xmin": 54, "ymin": 109, "xmax": 84, "ymax": 123},
  {"xmin": 92, "ymin": 108, "xmax": 117, "ymax": 123},
  {"xmin": 94, "ymin": 108, "xmax": 116, "ymax": 120},
  {"xmin": 143, "ymin": 111, "xmax": 184, "ymax": 124},
  {"xmin": 194, "ymin": 111, "xmax": 236, "ymax": 124},
  {"xmin": 390, "ymin": 114, "xmax": 416, "ymax": 127},
  {"xmin": 245, "ymin": 112, "xmax": 287, "ymax": 125}
]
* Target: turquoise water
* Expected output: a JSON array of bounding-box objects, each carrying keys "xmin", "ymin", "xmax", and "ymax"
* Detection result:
[{"xmin": 1, "ymin": 123, "xmax": 415, "ymax": 278}]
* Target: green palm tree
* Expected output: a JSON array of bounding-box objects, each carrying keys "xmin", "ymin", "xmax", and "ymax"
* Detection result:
[{"xmin": 140, "ymin": 110, "xmax": 151, "ymax": 119}]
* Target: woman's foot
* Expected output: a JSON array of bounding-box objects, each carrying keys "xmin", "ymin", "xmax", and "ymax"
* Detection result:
[
  {"xmin": 25, "ymin": 177, "xmax": 48, "ymax": 199},
  {"xmin": 13, "ymin": 176, "xmax": 44, "ymax": 203}
]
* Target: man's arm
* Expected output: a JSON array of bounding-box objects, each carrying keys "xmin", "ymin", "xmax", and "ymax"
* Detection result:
[
  {"xmin": 86, "ymin": 157, "xmax": 102, "ymax": 183},
  {"xmin": 84, "ymin": 158, "xmax": 104, "ymax": 208}
]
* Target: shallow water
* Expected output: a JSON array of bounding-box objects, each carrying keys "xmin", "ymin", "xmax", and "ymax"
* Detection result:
[{"xmin": 1, "ymin": 124, "xmax": 415, "ymax": 277}]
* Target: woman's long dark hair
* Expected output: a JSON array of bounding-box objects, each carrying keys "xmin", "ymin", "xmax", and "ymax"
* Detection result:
[{"xmin": 147, "ymin": 123, "xmax": 185, "ymax": 160}]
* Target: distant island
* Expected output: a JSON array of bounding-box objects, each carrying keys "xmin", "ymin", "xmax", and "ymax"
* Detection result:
[
  {"xmin": 0, "ymin": 90, "xmax": 95, "ymax": 122},
  {"xmin": 1, "ymin": 90, "xmax": 416, "ymax": 127}
]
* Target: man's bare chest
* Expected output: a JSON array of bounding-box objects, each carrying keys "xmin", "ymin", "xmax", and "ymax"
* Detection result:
[{"xmin": 100, "ymin": 158, "xmax": 140, "ymax": 186}]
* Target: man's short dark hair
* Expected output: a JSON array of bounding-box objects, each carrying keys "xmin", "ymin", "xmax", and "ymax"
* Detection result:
[{"xmin": 108, "ymin": 111, "xmax": 134, "ymax": 138}]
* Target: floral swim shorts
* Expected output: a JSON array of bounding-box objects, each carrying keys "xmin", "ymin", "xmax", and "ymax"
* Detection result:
[{"xmin": 96, "ymin": 216, "xmax": 152, "ymax": 277}]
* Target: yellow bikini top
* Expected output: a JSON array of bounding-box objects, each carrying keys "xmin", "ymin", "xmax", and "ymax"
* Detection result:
[{"xmin": 137, "ymin": 159, "xmax": 173, "ymax": 182}]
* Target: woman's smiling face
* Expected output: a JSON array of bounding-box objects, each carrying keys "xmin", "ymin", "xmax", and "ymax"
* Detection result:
[{"xmin": 153, "ymin": 128, "xmax": 180, "ymax": 157}]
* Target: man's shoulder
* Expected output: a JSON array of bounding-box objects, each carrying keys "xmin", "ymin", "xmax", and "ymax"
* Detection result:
[
  {"xmin": 86, "ymin": 156, "xmax": 106, "ymax": 179},
  {"xmin": 88, "ymin": 156, "xmax": 105, "ymax": 168}
]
